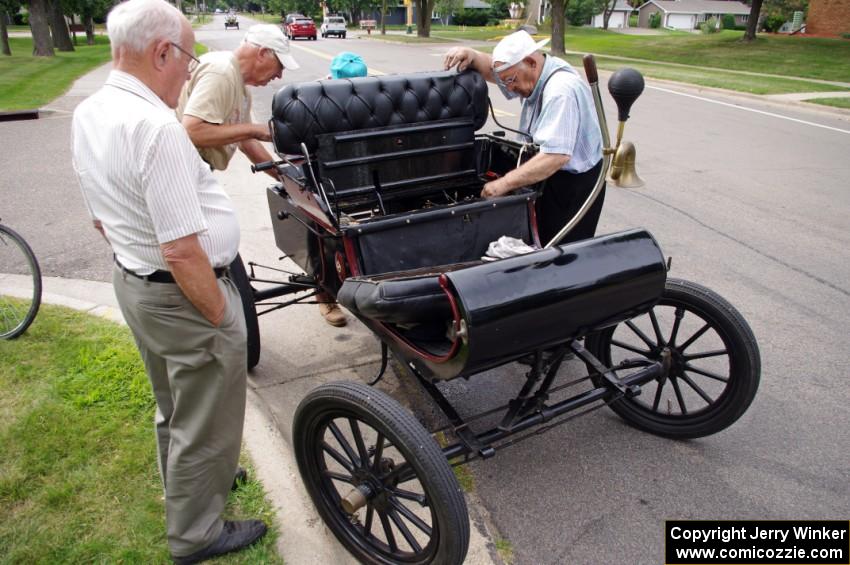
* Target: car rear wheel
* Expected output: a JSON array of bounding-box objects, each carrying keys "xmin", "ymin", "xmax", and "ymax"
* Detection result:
[{"xmin": 585, "ymin": 278, "xmax": 760, "ymax": 439}]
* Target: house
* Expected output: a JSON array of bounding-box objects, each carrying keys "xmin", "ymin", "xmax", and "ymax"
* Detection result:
[
  {"xmin": 637, "ymin": 0, "xmax": 750, "ymax": 30},
  {"xmin": 806, "ymin": 0, "xmax": 850, "ymax": 36},
  {"xmin": 591, "ymin": 0, "xmax": 635, "ymax": 29},
  {"xmin": 364, "ymin": 0, "xmax": 491, "ymax": 27}
]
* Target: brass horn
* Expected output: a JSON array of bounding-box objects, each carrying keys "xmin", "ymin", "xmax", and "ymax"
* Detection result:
[
  {"xmin": 607, "ymin": 69, "xmax": 645, "ymax": 189},
  {"xmin": 610, "ymin": 140, "xmax": 644, "ymax": 188}
]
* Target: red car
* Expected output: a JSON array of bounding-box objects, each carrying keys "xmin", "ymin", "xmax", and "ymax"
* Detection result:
[{"xmin": 286, "ymin": 16, "xmax": 317, "ymax": 41}]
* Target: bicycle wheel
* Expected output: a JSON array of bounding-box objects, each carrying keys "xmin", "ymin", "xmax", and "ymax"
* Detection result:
[{"xmin": 0, "ymin": 224, "xmax": 42, "ymax": 339}]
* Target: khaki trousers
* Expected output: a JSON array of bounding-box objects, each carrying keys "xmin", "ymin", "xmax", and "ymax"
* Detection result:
[{"xmin": 112, "ymin": 266, "xmax": 247, "ymax": 556}]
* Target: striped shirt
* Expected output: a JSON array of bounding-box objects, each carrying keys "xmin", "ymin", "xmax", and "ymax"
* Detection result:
[
  {"xmin": 496, "ymin": 55, "xmax": 603, "ymax": 173},
  {"xmin": 72, "ymin": 70, "xmax": 240, "ymax": 275}
]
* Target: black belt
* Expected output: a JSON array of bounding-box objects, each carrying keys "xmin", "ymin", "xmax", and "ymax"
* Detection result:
[{"xmin": 116, "ymin": 260, "xmax": 228, "ymax": 283}]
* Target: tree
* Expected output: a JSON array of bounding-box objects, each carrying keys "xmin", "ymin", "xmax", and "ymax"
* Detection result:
[
  {"xmin": 66, "ymin": 0, "xmax": 109, "ymax": 45},
  {"xmin": 743, "ymin": 0, "xmax": 762, "ymax": 40},
  {"xmin": 566, "ymin": 0, "xmax": 605, "ymax": 25},
  {"xmin": 550, "ymin": 0, "xmax": 565, "ymax": 55},
  {"xmin": 487, "ymin": 0, "xmax": 509, "ymax": 20},
  {"xmin": 28, "ymin": 0, "xmax": 55, "ymax": 56},
  {"xmin": 48, "ymin": 0, "xmax": 74, "ymax": 51},
  {"xmin": 601, "ymin": 0, "xmax": 616, "ymax": 29},
  {"xmin": 414, "ymin": 0, "xmax": 435, "ymax": 37},
  {"xmin": 434, "ymin": 0, "xmax": 461, "ymax": 25},
  {"xmin": 1, "ymin": 0, "xmax": 20, "ymax": 55}
]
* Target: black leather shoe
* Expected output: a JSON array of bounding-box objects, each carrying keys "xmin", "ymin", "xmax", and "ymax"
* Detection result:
[
  {"xmin": 231, "ymin": 466, "xmax": 248, "ymax": 491},
  {"xmin": 172, "ymin": 520, "xmax": 268, "ymax": 564}
]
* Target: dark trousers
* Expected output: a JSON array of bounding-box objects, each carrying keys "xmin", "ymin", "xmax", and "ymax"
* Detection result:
[{"xmin": 536, "ymin": 159, "xmax": 605, "ymax": 246}]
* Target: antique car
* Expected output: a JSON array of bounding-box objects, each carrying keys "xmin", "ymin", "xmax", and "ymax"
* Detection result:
[
  {"xmin": 234, "ymin": 58, "xmax": 761, "ymax": 564},
  {"xmin": 224, "ymin": 13, "xmax": 238, "ymax": 29}
]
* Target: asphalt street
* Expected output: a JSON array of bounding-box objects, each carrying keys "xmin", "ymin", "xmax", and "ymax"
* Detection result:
[{"xmin": 1, "ymin": 15, "xmax": 849, "ymax": 565}]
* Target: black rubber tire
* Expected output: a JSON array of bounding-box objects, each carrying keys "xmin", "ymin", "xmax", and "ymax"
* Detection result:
[
  {"xmin": 585, "ymin": 278, "xmax": 760, "ymax": 439},
  {"xmin": 229, "ymin": 254, "xmax": 260, "ymax": 370},
  {"xmin": 293, "ymin": 382, "xmax": 470, "ymax": 564},
  {"xmin": 343, "ymin": 32, "xmax": 346, "ymax": 38},
  {"xmin": 0, "ymin": 224, "xmax": 42, "ymax": 340}
]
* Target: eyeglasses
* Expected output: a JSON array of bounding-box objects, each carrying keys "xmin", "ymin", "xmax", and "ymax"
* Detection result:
[
  {"xmin": 495, "ymin": 62, "xmax": 522, "ymax": 88},
  {"xmin": 170, "ymin": 42, "xmax": 200, "ymax": 73},
  {"xmin": 502, "ymin": 70, "xmax": 519, "ymax": 87}
]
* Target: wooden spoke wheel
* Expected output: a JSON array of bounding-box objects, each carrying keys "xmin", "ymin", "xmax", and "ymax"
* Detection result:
[{"xmin": 293, "ymin": 382, "xmax": 469, "ymax": 564}]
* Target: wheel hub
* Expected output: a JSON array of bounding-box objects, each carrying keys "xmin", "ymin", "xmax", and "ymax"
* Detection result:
[
  {"xmin": 655, "ymin": 346, "xmax": 685, "ymax": 381},
  {"xmin": 342, "ymin": 457, "xmax": 397, "ymax": 514}
]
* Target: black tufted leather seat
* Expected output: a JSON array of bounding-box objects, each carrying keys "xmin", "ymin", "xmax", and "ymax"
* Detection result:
[{"xmin": 271, "ymin": 70, "xmax": 489, "ymax": 155}]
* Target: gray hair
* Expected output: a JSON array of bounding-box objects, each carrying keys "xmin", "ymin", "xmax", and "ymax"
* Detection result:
[{"xmin": 107, "ymin": 0, "xmax": 184, "ymax": 57}]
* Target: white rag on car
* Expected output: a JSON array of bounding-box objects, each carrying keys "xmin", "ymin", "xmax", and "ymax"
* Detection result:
[{"xmin": 482, "ymin": 236, "xmax": 539, "ymax": 261}]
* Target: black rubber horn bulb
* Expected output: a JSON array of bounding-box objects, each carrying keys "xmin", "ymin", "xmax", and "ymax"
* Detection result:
[{"xmin": 608, "ymin": 68, "xmax": 645, "ymax": 122}]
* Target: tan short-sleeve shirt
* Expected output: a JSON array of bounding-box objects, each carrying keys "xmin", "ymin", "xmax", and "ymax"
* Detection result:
[{"xmin": 176, "ymin": 51, "xmax": 252, "ymax": 171}]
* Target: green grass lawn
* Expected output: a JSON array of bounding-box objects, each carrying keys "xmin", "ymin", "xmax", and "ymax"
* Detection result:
[
  {"xmin": 434, "ymin": 25, "xmax": 850, "ymax": 84},
  {"xmin": 806, "ymin": 97, "xmax": 850, "ymax": 109},
  {"xmin": 560, "ymin": 27, "xmax": 850, "ymax": 83},
  {"xmin": 0, "ymin": 36, "xmax": 112, "ymax": 111},
  {"xmin": 0, "ymin": 304, "xmax": 282, "ymax": 564},
  {"xmin": 252, "ymin": 13, "xmax": 283, "ymax": 24},
  {"xmin": 364, "ymin": 33, "xmax": 456, "ymax": 43},
  {"xmin": 0, "ymin": 36, "xmax": 209, "ymax": 111}
]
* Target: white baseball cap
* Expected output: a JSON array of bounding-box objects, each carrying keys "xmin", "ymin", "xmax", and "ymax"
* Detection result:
[
  {"xmin": 492, "ymin": 30, "xmax": 550, "ymax": 73},
  {"xmin": 244, "ymin": 24, "xmax": 299, "ymax": 70}
]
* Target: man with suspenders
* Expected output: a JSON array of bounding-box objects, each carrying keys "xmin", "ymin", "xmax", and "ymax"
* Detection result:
[{"xmin": 444, "ymin": 30, "xmax": 605, "ymax": 245}]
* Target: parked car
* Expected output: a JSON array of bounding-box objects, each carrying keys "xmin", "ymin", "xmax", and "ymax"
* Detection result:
[
  {"xmin": 284, "ymin": 13, "xmax": 303, "ymax": 26},
  {"xmin": 320, "ymin": 15, "xmax": 347, "ymax": 38},
  {"xmin": 224, "ymin": 14, "xmax": 239, "ymax": 29},
  {"xmin": 286, "ymin": 16, "xmax": 317, "ymax": 41}
]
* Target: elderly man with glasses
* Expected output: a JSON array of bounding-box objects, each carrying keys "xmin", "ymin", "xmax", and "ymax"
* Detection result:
[
  {"xmin": 71, "ymin": 0, "xmax": 267, "ymax": 562},
  {"xmin": 444, "ymin": 30, "xmax": 605, "ymax": 245},
  {"xmin": 176, "ymin": 24, "xmax": 298, "ymax": 181}
]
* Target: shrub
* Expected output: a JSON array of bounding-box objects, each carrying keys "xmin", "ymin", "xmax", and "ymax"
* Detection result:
[
  {"xmin": 841, "ymin": 32, "xmax": 850, "ymax": 39},
  {"xmin": 762, "ymin": 14, "xmax": 785, "ymax": 32},
  {"xmin": 565, "ymin": 0, "xmax": 600, "ymax": 25},
  {"xmin": 13, "ymin": 12, "xmax": 28, "ymax": 25},
  {"xmin": 452, "ymin": 9, "xmax": 490, "ymax": 25},
  {"xmin": 700, "ymin": 16, "xmax": 719, "ymax": 33},
  {"xmin": 649, "ymin": 12, "xmax": 661, "ymax": 28},
  {"xmin": 721, "ymin": 13, "xmax": 735, "ymax": 29}
]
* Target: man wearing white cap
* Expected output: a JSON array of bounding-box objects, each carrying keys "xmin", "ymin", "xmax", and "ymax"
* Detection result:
[
  {"xmin": 444, "ymin": 30, "xmax": 604, "ymax": 244},
  {"xmin": 177, "ymin": 24, "xmax": 299, "ymax": 179}
]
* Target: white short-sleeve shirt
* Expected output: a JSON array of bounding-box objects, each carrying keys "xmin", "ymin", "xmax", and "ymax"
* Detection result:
[
  {"xmin": 496, "ymin": 55, "xmax": 603, "ymax": 174},
  {"xmin": 72, "ymin": 70, "xmax": 240, "ymax": 274}
]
